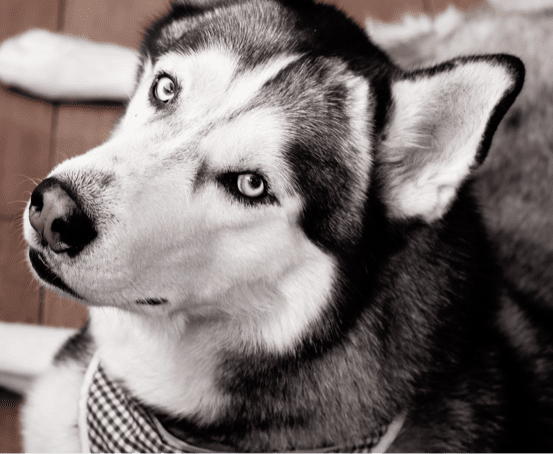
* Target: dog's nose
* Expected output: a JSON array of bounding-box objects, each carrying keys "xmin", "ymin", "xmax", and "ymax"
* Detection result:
[{"xmin": 29, "ymin": 177, "xmax": 96, "ymax": 254}]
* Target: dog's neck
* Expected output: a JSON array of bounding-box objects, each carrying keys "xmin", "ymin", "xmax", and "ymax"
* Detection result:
[
  {"xmin": 88, "ymin": 249, "xmax": 337, "ymax": 421},
  {"xmin": 90, "ymin": 306, "xmax": 231, "ymax": 422}
]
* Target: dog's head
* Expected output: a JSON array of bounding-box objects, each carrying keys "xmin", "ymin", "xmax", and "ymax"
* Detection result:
[{"xmin": 24, "ymin": 0, "xmax": 523, "ymax": 350}]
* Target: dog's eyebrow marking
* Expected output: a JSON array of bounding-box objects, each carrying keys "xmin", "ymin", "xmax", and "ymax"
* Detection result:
[
  {"xmin": 193, "ymin": 54, "xmax": 302, "ymax": 136},
  {"xmin": 225, "ymin": 54, "xmax": 301, "ymax": 110}
]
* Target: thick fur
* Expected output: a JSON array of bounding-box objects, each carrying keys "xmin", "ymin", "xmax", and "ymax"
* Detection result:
[{"xmin": 20, "ymin": 0, "xmax": 553, "ymax": 452}]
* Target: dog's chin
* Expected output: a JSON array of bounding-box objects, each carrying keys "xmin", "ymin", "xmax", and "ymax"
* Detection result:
[{"xmin": 28, "ymin": 248, "xmax": 82, "ymax": 299}]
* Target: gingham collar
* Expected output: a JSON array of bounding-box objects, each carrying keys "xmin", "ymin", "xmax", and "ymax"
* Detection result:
[{"xmin": 79, "ymin": 353, "xmax": 405, "ymax": 453}]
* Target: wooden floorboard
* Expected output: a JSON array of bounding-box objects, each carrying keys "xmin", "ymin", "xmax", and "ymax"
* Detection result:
[{"xmin": 0, "ymin": 389, "xmax": 23, "ymax": 453}]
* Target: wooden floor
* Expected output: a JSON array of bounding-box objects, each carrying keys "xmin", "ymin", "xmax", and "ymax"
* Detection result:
[
  {"xmin": 0, "ymin": 388, "xmax": 22, "ymax": 453},
  {"xmin": 0, "ymin": 0, "xmax": 483, "ymax": 451}
]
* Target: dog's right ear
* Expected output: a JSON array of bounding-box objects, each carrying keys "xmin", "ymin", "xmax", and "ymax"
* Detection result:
[{"xmin": 377, "ymin": 55, "xmax": 524, "ymax": 223}]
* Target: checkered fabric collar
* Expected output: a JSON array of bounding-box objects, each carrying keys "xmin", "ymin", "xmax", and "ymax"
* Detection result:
[{"xmin": 79, "ymin": 353, "xmax": 405, "ymax": 453}]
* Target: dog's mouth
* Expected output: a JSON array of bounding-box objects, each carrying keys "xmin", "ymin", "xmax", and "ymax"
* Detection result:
[
  {"xmin": 136, "ymin": 298, "xmax": 168, "ymax": 306},
  {"xmin": 28, "ymin": 249, "xmax": 168, "ymax": 307},
  {"xmin": 28, "ymin": 248, "xmax": 81, "ymax": 298}
]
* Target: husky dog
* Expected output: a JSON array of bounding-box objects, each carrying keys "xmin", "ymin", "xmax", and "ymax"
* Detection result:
[{"xmin": 7, "ymin": 0, "xmax": 553, "ymax": 451}]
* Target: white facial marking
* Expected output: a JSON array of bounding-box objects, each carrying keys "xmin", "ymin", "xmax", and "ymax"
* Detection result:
[
  {"xmin": 225, "ymin": 54, "xmax": 300, "ymax": 110},
  {"xmin": 256, "ymin": 246, "xmax": 336, "ymax": 351},
  {"xmin": 201, "ymin": 107, "xmax": 294, "ymax": 195}
]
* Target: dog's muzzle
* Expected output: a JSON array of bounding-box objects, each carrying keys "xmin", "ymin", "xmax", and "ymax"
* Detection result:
[{"xmin": 29, "ymin": 177, "xmax": 96, "ymax": 256}]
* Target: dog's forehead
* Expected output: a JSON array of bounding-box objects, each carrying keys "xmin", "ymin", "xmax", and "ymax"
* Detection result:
[
  {"xmin": 146, "ymin": 0, "xmax": 302, "ymax": 68},
  {"xmin": 133, "ymin": 0, "xmax": 378, "ymax": 253},
  {"xmin": 140, "ymin": 0, "xmax": 388, "ymax": 130}
]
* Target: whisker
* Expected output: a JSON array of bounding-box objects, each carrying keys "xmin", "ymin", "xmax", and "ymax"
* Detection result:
[
  {"xmin": 8, "ymin": 199, "xmax": 31, "ymax": 207},
  {"xmin": 12, "ymin": 174, "xmax": 42, "ymax": 186}
]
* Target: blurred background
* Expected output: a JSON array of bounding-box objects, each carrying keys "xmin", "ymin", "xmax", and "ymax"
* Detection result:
[{"xmin": 0, "ymin": 0, "xmax": 493, "ymax": 451}]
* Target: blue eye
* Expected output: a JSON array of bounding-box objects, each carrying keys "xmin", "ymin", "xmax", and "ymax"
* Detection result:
[
  {"xmin": 237, "ymin": 174, "xmax": 265, "ymax": 198},
  {"xmin": 154, "ymin": 76, "xmax": 175, "ymax": 103}
]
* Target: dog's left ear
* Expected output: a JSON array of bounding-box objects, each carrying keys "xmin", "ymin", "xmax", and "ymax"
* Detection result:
[{"xmin": 379, "ymin": 55, "xmax": 524, "ymax": 222}]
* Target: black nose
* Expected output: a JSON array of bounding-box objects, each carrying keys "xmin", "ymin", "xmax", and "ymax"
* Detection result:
[{"xmin": 29, "ymin": 177, "xmax": 96, "ymax": 254}]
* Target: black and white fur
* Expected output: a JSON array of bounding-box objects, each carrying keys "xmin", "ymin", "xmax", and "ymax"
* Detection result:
[{"xmin": 16, "ymin": 0, "xmax": 553, "ymax": 451}]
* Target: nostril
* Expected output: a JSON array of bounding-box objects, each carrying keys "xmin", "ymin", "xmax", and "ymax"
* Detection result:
[
  {"xmin": 28, "ymin": 177, "xmax": 97, "ymax": 255},
  {"xmin": 50, "ymin": 218, "xmax": 67, "ymax": 236},
  {"xmin": 30, "ymin": 189, "xmax": 44, "ymax": 211},
  {"xmin": 51, "ymin": 212, "xmax": 96, "ymax": 253},
  {"xmin": 48, "ymin": 217, "xmax": 76, "ymax": 253},
  {"xmin": 29, "ymin": 185, "xmax": 47, "ymax": 238}
]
